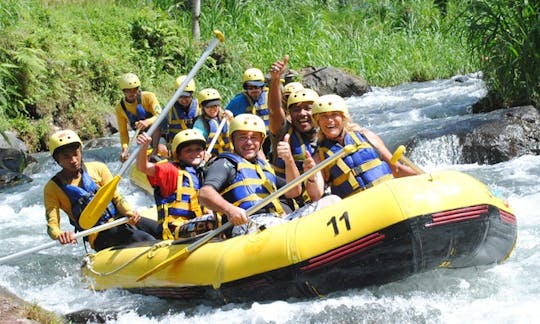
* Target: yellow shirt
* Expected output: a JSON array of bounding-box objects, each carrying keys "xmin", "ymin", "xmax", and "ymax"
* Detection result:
[
  {"xmin": 114, "ymin": 91, "xmax": 162, "ymax": 149},
  {"xmin": 43, "ymin": 161, "xmax": 132, "ymax": 240}
]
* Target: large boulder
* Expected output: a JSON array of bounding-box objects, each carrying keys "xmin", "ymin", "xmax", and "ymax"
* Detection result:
[
  {"xmin": 0, "ymin": 131, "xmax": 35, "ymax": 188},
  {"xmin": 460, "ymin": 105, "xmax": 540, "ymax": 164},
  {"xmin": 298, "ymin": 66, "xmax": 371, "ymax": 97}
]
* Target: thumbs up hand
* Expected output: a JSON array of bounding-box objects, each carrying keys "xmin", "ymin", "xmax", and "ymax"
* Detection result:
[
  {"xmin": 303, "ymin": 150, "xmax": 316, "ymax": 172},
  {"xmin": 277, "ymin": 133, "xmax": 293, "ymax": 164}
]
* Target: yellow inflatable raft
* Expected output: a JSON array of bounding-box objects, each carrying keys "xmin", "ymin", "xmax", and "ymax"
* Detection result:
[{"xmin": 82, "ymin": 170, "xmax": 517, "ymax": 303}]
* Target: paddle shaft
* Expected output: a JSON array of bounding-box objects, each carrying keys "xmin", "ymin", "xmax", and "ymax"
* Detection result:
[
  {"xmin": 184, "ymin": 144, "xmax": 356, "ymax": 254},
  {"xmin": 117, "ymin": 30, "xmax": 225, "ymax": 178},
  {"xmin": 199, "ymin": 117, "xmax": 227, "ymax": 168},
  {"xmin": 78, "ymin": 30, "xmax": 224, "ymax": 229},
  {"xmin": 0, "ymin": 217, "xmax": 128, "ymax": 264}
]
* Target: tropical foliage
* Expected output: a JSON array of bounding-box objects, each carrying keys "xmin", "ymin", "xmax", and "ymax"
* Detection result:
[
  {"xmin": 460, "ymin": 0, "xmax": 540, "ymax": 108},
  {"xmin": 2, "ymin": 0, "xmax": 532, "ymax": 152}
]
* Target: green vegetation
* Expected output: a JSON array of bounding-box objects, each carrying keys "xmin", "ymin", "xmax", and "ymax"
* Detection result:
[
  {"xmin": 3, "ymin": 0, "xmax": 523, "ymax": 152},
  {"xmin": 460, "ymin": 0, "xmax": 540, "ymax": 108},
  {"xmin": 23, "ymin": 302, "xmax": 64, "ymax": 323}
]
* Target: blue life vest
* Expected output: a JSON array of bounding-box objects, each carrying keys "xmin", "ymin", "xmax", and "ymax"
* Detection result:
[
  {"xmin": 319, "ymin": 131, "xmax": 393, "ymax": 198},
  {"xmin": 120, "ymin": 92, "xmax": 153, "ymax": 130},
  {"xmin": 206, "ymin": 117, "xmax": 232, "ymax": 155},
  {"xmin": 218, "ymin": 152, "xmax": 283, "ymax": 215},
  {"xmin": 52, "ymin": 168, "xmax": 117, "ymax": 231},
  {"xmin": 165, "ymin": 100, "xmax": 199, "ymax": 142},
  {"xmin": 241, "ymin": 90, "xmax": 270, "ymax": 134},
  {"xmin": 271, "ymin": 127, "xmax": 317, "ymax": 178}
]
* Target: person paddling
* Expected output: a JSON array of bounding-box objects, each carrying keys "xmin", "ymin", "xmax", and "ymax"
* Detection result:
[
  {"xmin": 43, "ymin": 129, "xmax": 159, "ymax": 251},
  {"xmin": 137, "ymin": 129, "xmax": 215, "ymax": 239},
  {"xmin": 152, "ymin": 75, "xmax": 200, "ymax": 157},
  {"xmin": 193, "ymin": 88, "xmax": 233, "ymax": 157},
  {"xmin": 115, "ymin": 73, "xmax": 163, "ymax": 162},
  {"xmin": 306, "ymin": 94, "xmax": 418, "ymax": 200}
]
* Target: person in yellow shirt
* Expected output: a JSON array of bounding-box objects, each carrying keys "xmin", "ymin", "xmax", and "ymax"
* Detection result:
[
  {"xmin": 43, "ymin": 129, "xmax": 160, "ymax": 251},
  {"xmin": 115, "ymin": 73, "xmax": 162, "ymax": 162}
]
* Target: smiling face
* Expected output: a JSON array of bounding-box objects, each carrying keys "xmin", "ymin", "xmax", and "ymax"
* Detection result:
[
  {"xmin": 177, "ymin": 143, "xmax": 205, "ymax": 167},
  {"xmin": 177, "ymin": 94, "xmax": 193, "ymax": 107},
  {"xmin": 245, "ymin": 85, "xmax": 263, "ymax": 101},
  {"xmin": 232, "ymin": 130, "xmax": 263, "ymax": 161},
  {"xmin": 289, "ymin": 101, "xmax": 314, "ymax": 133},
  {"xmin": 203, "ymin": 104, "xmax": 220, "ymax": 118},
  {"xmin": 316, "ymin": 111, "xmax": 344, "ymax": 140}
]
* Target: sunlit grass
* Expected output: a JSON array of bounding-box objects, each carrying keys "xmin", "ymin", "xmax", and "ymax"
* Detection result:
[{"xmin": 0, "ymin": 0, "xmax": 481, "ymax": 151}]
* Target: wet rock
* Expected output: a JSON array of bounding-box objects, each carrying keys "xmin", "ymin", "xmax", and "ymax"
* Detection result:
[
  {"xmin": 0, "ymin": 148, "xmax": 35, "ymax": 188},
  {"xmin": 299, "ymin": 66, "xmax": 371, "ymax": 97},
  {"xmin": 105, "ymin": 112, "xmax": 119, "ymax": 135},
  {"xmin": 65, "ymin": 308, "xmax": 117, "ymax": 323},
  {"xmin": 460, "ymin": 105, "xmax": 540, "ymax": 164},
  {"xmin": 0, "ymin": 131, "xmax": 28, "ymax": 151}
]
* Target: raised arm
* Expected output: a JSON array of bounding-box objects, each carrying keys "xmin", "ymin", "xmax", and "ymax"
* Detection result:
[{"xmin": 268, "ymin": 55, "xmax": 289, "ymax": 135}]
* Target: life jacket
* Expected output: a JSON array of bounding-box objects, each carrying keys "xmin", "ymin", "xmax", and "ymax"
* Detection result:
[
  {"xmin": 120, "ymin": 91, "xmax": 153, "ymax": 130},
  {"xmin": 153, "ymin": 164, "xmax": 205, "ymax": 240},
  {"xmin": 318, "ymin": 130, "xmax": 393, "ymax": 198},
  {"xmin": 271, "ymin": 127, "xmax": 317, "ymax": 178},
  {"xmin": 218, "ymin": 152, "xmax": 284, "ymax": 216},
  {"xmin": 206, "ymin": 117, "xmax": 232, "ymax": 155},
  {"xmin": 52, "ymin": 166, "xmax": 117, "ymax": 246},
  {"xmin": 271, "ymin": 127, "xmax": 317, "ymax": 208},
  {"xmin": 165, "ymin": 100, "xmax": 199, "ymax": 142},
  {"xmin": 241, "ymin": 90, "xmax": 270, "ymax": 134}
]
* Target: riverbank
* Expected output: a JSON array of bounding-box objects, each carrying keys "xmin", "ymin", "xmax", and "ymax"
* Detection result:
[{"xmin": 0, "ymin": 286, "xmax": 63, "ymax": 323}]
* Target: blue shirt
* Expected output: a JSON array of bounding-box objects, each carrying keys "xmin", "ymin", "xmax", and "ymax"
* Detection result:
[{"xmin": 226, "ymin": 92, "xmax": 267, "ymax": 116}]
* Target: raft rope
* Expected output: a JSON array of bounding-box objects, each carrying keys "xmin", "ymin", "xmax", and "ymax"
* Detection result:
[{"xmin": 84, "ymin": 241, "xmax": 172, "ymax": 277}]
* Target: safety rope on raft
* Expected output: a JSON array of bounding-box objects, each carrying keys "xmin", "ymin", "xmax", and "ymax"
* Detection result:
[{"xmin": 84, "ymin": 241, "xmax": 172, "ymax": 276}]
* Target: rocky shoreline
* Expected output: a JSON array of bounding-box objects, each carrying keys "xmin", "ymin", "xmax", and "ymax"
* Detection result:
[{"xmin": 0, "ymin": 286, "xmax": 61, "ymax": 323}]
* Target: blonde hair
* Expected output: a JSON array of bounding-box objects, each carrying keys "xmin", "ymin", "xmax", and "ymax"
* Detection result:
[{"xmin": 315, "ymin": 112, "xmax": 363, "ymax": 142}]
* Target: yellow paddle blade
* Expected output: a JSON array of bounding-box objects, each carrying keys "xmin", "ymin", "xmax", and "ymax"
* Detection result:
[
  {"xmin": 78, "ymin": 175, "xmax": 121, "ymax": 229},
  {"xmin": 391, "ymin": 145, "xmax": 406, "ymax": 164},
  {"xmin": 136, "ymin": 246, "xmax": 189, "ymax": 282}
]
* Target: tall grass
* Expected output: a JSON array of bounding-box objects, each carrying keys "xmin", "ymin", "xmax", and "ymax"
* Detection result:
[
  {"xmin": 460, "ymin": 0, "xmax": 540, "ymax": 107},
  {"xmin": 0, "ymin": 0, "xmax": 477, "ymax": 152}
]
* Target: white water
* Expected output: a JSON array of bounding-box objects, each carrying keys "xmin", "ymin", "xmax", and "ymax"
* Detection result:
[{"xmin": 1, "ymin": 73, "xmax": 538, "ymax": 323}]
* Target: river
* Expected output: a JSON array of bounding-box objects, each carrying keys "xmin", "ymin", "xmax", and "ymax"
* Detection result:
[{"xmin": 0, "ymin": 73, "xmax": 537, "ymax": 323}]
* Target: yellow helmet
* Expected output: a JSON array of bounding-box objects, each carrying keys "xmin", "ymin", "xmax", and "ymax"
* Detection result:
[
  {"xmin": 171, "ymin": 129, "xmax": 206, "ymax": 161},
  {"xmin": 229, "ymin": 114, "xmax": 266, "ymax": 140},
  {"xmin": 242, "ymin": 68, "xmax": 265, "ymax": 87},
  {"xmin": 174, "ymin": 75, "xmax": 196, "ymax": 95},
  {"xmin": 119, "ymin": 73, "xmax": 141, "ymax": 90},
  {"xmin": 48, "ymin": 129, "xmax": 82, "ymax": 157},
  {"xmin": 197, "ymin": 88, "xmax": 222, "ymax": 108},
  {"xmin": 312, "ymin": 94, "xmax": 350, "ymax": 117},
  {"xmin": 283, "ymin": 82, "xmax": 304, "ymax": 97},
  {"xmin": 287, "ymin": 88, "xmax": 319, "ymax": 110}
]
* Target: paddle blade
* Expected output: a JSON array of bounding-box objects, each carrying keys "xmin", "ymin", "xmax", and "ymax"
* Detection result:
[
  {"xmin": 391, "ymin": 145, "xmax": 406, "ymax": 164},
  {"xmin": 136, "ymin": 246, "xmax": 189, "ymax": 282},
  {"xmin": 79, "ymin": 175, "xmax": 121, "ymax": 229}
]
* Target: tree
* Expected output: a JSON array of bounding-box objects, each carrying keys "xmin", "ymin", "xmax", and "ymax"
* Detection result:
[{"xmin": 192, "ymin": 0, "xmax": 200, "ymax": 40}]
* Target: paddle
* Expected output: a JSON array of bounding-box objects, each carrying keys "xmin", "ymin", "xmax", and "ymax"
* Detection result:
[
  {"xmin": 136, "ymin": 143, "xmax": 358, "ymax": 282},
  {"xmin": 199, "ymin": 117, "xmax": 228, "ymax": 168},
  {"xmin": 116, "ymin": 128, "xmax": 141, "ymax": 173},
  {"xmin": 0, "ymin": 217, "xmax": 129, "ymax": 264},
  {"xmin": 391, "ymin": 145, "xmax": 425, "ymax": 174},
  {"xmin": 78, "ymin": 30, "xmax": 225, "ymax": 230}
]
